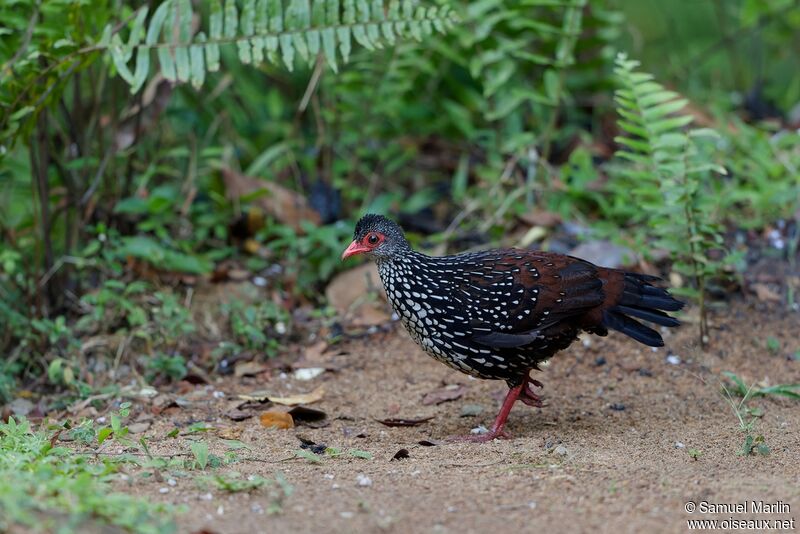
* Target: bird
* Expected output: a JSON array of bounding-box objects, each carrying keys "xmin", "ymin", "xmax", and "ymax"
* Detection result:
[{"xmin": 341, "ymin": 214, "xmax": 684, "ymax": 442}]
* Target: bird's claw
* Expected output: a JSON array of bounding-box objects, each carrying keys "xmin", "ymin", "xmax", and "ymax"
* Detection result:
[{"xmin": 519, "ymin": 377, "xmax": 545, "ymax": 407}]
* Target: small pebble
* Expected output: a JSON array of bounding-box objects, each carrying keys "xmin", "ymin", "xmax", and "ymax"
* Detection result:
[
  {"xmin": 340, "ymin": 512, "xmax": 354, "ymax": 519},
  {"xmin": 159, "ymin": 487, "xmax": 170, "ymax": 494},
  {"xmin": 528, "ymin": 501, "xmax": 537, "ymax": 509},
  {"xmin": 201, "ymin": 493, "xmax": 213, "ymax": 501},
  {"xmin": 213, "ymin": 391, "xmax": 225, "ymax": 399},
  {"xmin": 323, "ymin": 473, "xmax": 334, "ymax": 479},
  {"xmin": 594, "ymin": 356, "xmax": 606, "ymax": 366},
  {"xmin": 332, "ymin": 484, "xmax": 340, "ymax": 489},
  {"xmin": 609, "ymin": 403, "xmax": 626, "ymax": 411},
  {"xmin": 252, "ymin": 276, "xmax": 268, "ymax": 287},
  {"xmin": 251, "ymin": 503, "xmax": 264, "ymax": 514},
  {"xmin": 553, "ymin": 445, "xmax": 568, "ymax": 456},
  {"xmin": 356, "ymin": 474, "xmax": 372, "ymax": 487},
  {"xmin": 447, "ymin": 506, "xmax": 458, "ymax": 513},
  {"xmin": 675, "ymin": 442, "xmax": 685, "ymax": 449},
  {"xmin": 294, "ymin": 367, "xmax": 326, "ymax": 381},
  {"xmin": 217, "ymin": 505, "xmax": 224, "ymax": 516},
  {"xmin": 167, "ymin": 478, "xmax": 177, "ymax": 486},
  {"xmin": 471, "ymin": 425, "xmax": 489, "ymax": 435},
  {"xmin": 460, "ymin": 404, "xmax": 483, "ymax": 417},
  {"xmin": 666, "ymin": 355, "xmax": 681, "ymax": 365}
]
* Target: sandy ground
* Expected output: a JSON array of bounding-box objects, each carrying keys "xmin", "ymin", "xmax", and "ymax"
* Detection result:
[{"xmin": 113, "ymin": 301, "xmax": 799, "ymax": 534}]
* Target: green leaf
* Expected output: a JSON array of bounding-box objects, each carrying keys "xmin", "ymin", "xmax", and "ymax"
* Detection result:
[
  {"xmin": 97, "ymin": 427, "xmax": 113, "ymax": 445},
  {"xmin": 110, "ymin": 35, "xmax": 135, "ymax": 85},
  {"xmin": 348, "ymin": 449, "xmax": 373, "ymax": 459},
  {"xmin": 191, "ymin": 441, "xmax": 210, "ymax": 470},
  {"xmin": 321, "ymin": 28, "xmax": 337, "ymax": 71},
  {"xmin": 224, "ymin": 0, "xmax": 239, "ymax": 38},
  {"xmin": 190, "ymin": 36, "xmax": 206, "ymax": 89},
  {"xmin": 295, "ymin": 449, "xmax": 322, "ymax": 463},
  {"xmin": 146, "ymin": 1, "xmax": 171, "ymax": 45},
  {"xmin": 130, "ymin": 47, "xmax": 150, "ymax": 93},
  {"xmin": 157, "ymin": 46, "xmax": 176, "ymax": 82},
  {"xmin": 174, "ymin": 46, "xmax": 190, "ymax": 82}
]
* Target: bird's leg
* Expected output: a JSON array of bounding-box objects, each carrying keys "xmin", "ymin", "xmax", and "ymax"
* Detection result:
[
  {"xmin": 447, "ymin": 382, "xmax": 525, "ymax": 443},
  {"xmin": 519, "ymin": 377, "xmax": 544, "ymax": 407}
]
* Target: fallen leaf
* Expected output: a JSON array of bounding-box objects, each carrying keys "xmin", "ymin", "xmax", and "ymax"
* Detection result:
[
  {"xmin": 259, "ymin": 411, "xmax": 294, "ymax": 429},
  {"xmin": 216, "ymin": 426, "xmax": 244, "ymax": 440},
  {"xmin": 234, "ymin": 361, "xmax": 270, "ymax": 378},
  {"xmin": 325, "ymin": 263, "xmax": 390, "ymax": 326},
  {"xmin": 422, "ymin": 384, "xmax": 466, "ymax": 406},
  {"xmin": 303, "ymin": 340, "xmax": 330, "ymax": 360},
  {"xmin": 391, "ymin": 449, "xmax": 410, "ymax": 461},
  {"xmin": 222, "ymin": 168, "xmax": 320, "ymax": 232},
  {"xmin": 752, "ymin": 283, "xmax": 781, "ymax": 303},
  {"xmin": 288, "ymin": 405, "xmax": 327, "ymax": 422},
  {"xmin": 270, "ymin": 386, "xmax": 325, "ymax": 406},
  {"xmin": 238, "ymin": 386, "xmax": 325, "ymax": 405},
  {"xmin": 224, "ymin": 409, "xmax": 254, "ymax": 421},
  {"xmin": 418, "ymin": 439, "xmax": 441, "ymax": 447},
  {"xmin": 376, "ymin": 416, "xmax": 435, "ymax": 427}
]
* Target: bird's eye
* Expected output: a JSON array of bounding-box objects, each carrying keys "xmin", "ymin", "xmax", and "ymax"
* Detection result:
[{"xmin": 367, "ymin": 233, "xmax": 379, "ymax": 245}]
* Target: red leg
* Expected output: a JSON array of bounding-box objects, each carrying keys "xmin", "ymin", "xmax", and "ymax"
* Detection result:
[{"xmin": 448, "ymin": 382, "xmax": 525, "ymax": 442}]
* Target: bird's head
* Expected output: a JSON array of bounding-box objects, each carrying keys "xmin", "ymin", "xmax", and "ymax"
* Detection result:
[{"xmin": 341, "ymin": 214, "xmax": 410, "ymax": 261}]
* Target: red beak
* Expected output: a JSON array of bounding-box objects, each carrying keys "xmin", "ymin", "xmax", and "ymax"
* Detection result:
[{"xmin": 341, "ymin": 240, "xmax": 370, "ymax": 260}]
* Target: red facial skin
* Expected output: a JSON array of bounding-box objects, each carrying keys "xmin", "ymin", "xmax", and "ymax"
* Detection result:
[{"xmin": 341, "ymin": 232, "xmax": 384, "ymax": 260}]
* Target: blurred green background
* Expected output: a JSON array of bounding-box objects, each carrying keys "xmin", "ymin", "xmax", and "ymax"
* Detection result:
[{"xmin": 1, "ymin": 0, "xmax": 798, "ymax": 400}]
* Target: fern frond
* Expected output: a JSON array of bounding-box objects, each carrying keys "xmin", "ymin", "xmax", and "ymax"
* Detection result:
[{"xmin": 105, "ymin": 0, "xmax": 458, "ymax": 93}]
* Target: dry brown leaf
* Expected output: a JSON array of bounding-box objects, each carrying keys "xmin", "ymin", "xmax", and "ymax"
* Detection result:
[
  {"xmin": 752, "ymin": 283, "xmax": 781, "ymax": 303},
  {"xmin": 234, "ymin": 361, "xmax": 270, "ymax": 378},
  {"xmin": 376, "ymin": 416, "xmax": 435, "ymax": 427},
  {"xmin": 303, "ymin": 340, "xmax": 330, "ymax": 362},
  {"xmin": 392, "ymin": 448, "xmax": 410, "ymax": 461},
  {"xmin": 270, "ymin": 386, "xmax": 325, "ymax": 406},
  {"xmin": 259, "ymin": 411, "xmax": 294, "ymax": 429},
  {"xmin": 325, "ymin": 263, "xmax": 390, "ymax": 326},
  {"xmin": 422, "ymin": 384, "xmax": 466, "ymax": 406},
  {"xmin": 222, "ymin": 168, "xmax": 320, "ymax": 232},
  {"xmin": 216, "ymin": 426, "xmax": 244, "ymax": 440},
  {"xmin": 239, "ymin": 386, "xmax": 325, "ymax": 406}
]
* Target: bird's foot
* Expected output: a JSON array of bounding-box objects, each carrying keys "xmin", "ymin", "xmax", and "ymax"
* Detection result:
[
  {"xmin": 446, "ymin": 427, "xmax": 511, "ymax": 443},
  {"xmin": 519, "ymin": 378, "xmax": 544, "ymax": 407}
]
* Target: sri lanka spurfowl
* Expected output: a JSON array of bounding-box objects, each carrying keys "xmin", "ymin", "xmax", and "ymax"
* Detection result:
[{"xmin": 342, "ymin": 214, "xmax": 683, "ymax": 441}]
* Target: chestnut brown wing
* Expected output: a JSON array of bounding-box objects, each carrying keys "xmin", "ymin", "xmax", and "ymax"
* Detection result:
[{"xmin": 447, "ymin": 250, "xmax": 610, "ymax": 349}]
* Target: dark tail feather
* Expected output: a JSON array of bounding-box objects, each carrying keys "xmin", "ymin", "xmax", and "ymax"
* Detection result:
[
  {"xmin": 614, "ymin": 305, "xmax": 680, "ymax": 327},
  {"xmin": 604, "ymin": 273, "xmax": 684, "ymax": 347},
  {"xmin": 603, "ymin": 310, "xmax": 664, "ymax": 347}
]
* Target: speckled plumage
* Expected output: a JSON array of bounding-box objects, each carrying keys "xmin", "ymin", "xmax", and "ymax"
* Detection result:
[
  {"xmin": 343, "ymin": 215, "xmax": 684, "ymax": 440},
  {"xmin": 350, "ymin": 215, "xmax": 683, "ymax": 387}
]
